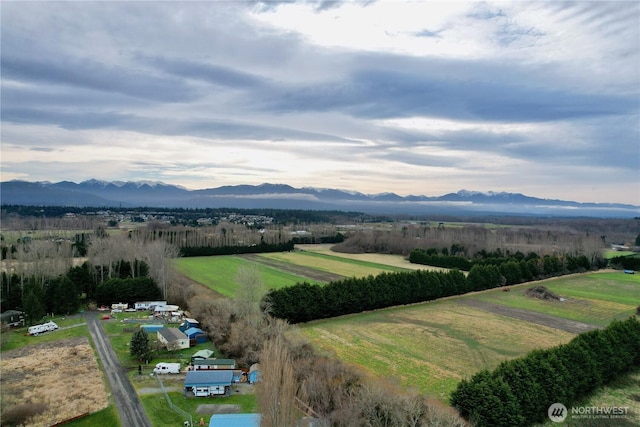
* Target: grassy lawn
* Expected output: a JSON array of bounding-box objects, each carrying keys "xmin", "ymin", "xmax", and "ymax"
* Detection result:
[
  {"xmin": 174, "ymin": 256, "xmax": 316, "ymax": 297},
  {"xmin": 302, "ymin": 299, "xmax": 574, "ymax": 401},
  {"xmin": 64, "ymin": 406, "xmax": 121, "ymax": 427},
  {"xmin": 603, "ymin": 250, "xmax": 636, "ymax": 259},
  {"xmin": 141, "ymin": 391, "xmax": 257, "ymax": 427},
  {"xmin": 474, "ymin": 272, "xmax": 639, "ymax": 326},
  {"xmin": 0, "ymin": 314, "xmax": 89, "ymax": 352}
]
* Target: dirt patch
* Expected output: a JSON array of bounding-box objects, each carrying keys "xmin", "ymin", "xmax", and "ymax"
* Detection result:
[
  {"xmin": 458, "ymin": 299, "xmax": 601, "ymax": 334},
  {"xmin": 195, "ymin": 404, "xmax": 241, "ymax": 415},
  {"xmin": 525, "ymin": 285, "xmax": 562, "ymax": 301},
  {"xmin": 240, "ymin": 253, "xmax": 344, "ymax": 282},
  {"xmin": 0, "ymin": 336, "xmax": 109, "ymax": 427}
]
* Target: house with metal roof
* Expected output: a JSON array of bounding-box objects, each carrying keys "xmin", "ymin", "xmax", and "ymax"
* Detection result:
[
  {"xmin": 208, "ymin": 413, "xmax": 260, "ymax": 427},
  {"xmin": 184, "ymin": 370, "xmax": 233, "ymax": 397},
  {"xmin": 157, "ymin": 327, "xmax": 190, "ymax": 350}
]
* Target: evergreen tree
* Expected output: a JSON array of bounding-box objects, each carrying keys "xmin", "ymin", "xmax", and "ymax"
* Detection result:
[
  {"xmin": 130, "ymin": 329, "xmax": 152, "ymax": 362},
  {"xmin": 22, "ymin": 288, "xmax": 46, "ymax": 325}
]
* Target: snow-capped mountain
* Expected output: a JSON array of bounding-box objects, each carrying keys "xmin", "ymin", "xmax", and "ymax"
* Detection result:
[{"xmin": 1, "ymin": 180, "xmax": 638, "ymax": 218}]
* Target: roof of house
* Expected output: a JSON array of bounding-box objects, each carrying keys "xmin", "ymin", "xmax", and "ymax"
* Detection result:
[
  {"xmin": 192, "ymin": 349, "xmax": 214, "ymax": 359},
  {"xmin": 249, "ymin": 363, "xmax": 260, "ymax": 373},
  {"xmin": 208, "ymin": 413, "xmax": 261, "ymax": 427},
  {"xmin": 184, "ymin": 370, "xmax": 233, "ymax": 387},
  {"xmin": 184, "ymin": 327, "xmax": 205, "ymax": 336},
  {"xmin": 158, "ymin": 327, "xmax": 188, "ymax": 342},
  {"xmin": 193, "ymin": 358, "xmax": 235, "ymax": 366},
  {"xmin": 1, "ymin": 310, "xmax": 23, "ymax": 318},
  {"xmin": 184, "ymin": 318, "xmax": 199, "ymax": 324}
]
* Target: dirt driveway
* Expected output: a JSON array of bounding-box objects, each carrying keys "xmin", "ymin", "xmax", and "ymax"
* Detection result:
[{"xmin": 458, "ymin": 299, "xmax": 601, "ymax": 334}]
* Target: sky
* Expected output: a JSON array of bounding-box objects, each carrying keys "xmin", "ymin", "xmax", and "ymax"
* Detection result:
[{"xmin": 1, "ymin": 1, "xmax": 639, "ymax": 204}]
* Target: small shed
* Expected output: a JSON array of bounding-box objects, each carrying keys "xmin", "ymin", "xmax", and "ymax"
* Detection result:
[
  {"xmin": 209, "ymin": 414, "xmax": 261, "ymax": 427},
  {"xmin": 179, "ymin": 318, "xmax": 200, "ymax": 332},
  {"xmin": 191, "ymin": 349, "xmax": 215, "ymax": 363},
  {"xmin": 158, "ymin": 327, "xmax": 190, "ymax": 350},
  {"xmin": 1, "ymin": 310, "xmax": 24, "ymax": 328},
  {"xmin": 248, "ymin": 363, "xmax": 261, "ymax": 384},
  {"xmin": 184, "ymin": 327, "xmax": 207, "ymax": 345},
  {"xmin": 184, "ymin": 370, "xmax": 233, "ymax": 397},
  {"xmin": 192, "ymin": 358, "xmax": 236, "ymax": 371}
]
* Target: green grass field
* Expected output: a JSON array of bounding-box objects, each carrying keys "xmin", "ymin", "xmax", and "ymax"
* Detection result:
[
  {"xmin": 260, "ymin": 250, "xmax": 411, "ymax": 276},
  {"xmin": 0, "ymin": 315, "xmax": 89, "ymax": 352},
  {"xmin": 140, "ymin": 391, "xmax": 257, "ymax": 427},
  {"xmin": 473, "ymin": 272, "xmax": 639, "ymax": 327},
  {"xmin": 174, "ymin": 256, "xmax": 317, "ymax": 297},
  {"xmin": 64, "ymin": 406, "xmax": 121, "ymax": 427},
  {"xmin": 301, "ymin": 271, "xmax": 639, "ymax": 401},
  {"xmin": 302, "ymin": 299, "xmax": 575, "ymax": 401}
]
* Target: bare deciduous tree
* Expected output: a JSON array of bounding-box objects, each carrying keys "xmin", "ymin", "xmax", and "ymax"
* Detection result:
[{"xmin": 256, "ymin": 334, "xmax": 299, "ymax": 427}]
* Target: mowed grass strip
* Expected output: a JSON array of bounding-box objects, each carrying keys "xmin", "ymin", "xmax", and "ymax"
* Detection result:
[
  {"xmin": 474, "ymin": 271, "xmax": 640, "ymax": 326},
  {"xmin": 295, "ymin": 244, "xmax": 448, "ymax": 271},
  {"xmin": 302, "ymin": 300, "xmax": 574, "ymax": 401},
  {"xmin": 174, "ymin": 256, "xmax": 318, "ymax": 297},
  {"xmin": 258, "ymin": 251, "xmax": 410, "ymax": 278}
]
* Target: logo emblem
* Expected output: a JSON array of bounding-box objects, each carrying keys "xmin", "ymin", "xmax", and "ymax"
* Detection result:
[{"xmin": 548, "ymin": 403, "xmax": 567, "ymax": 423}]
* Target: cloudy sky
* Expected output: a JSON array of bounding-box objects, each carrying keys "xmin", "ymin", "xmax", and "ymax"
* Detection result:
[{"xmin": 1, "ymin": 1, "xmax": 638, "ymax": 204}]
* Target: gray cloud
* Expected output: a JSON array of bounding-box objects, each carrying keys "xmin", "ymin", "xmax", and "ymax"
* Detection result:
[{"xmin": 0, "ymin": 1, "xmax": 638, "ymax": 203}]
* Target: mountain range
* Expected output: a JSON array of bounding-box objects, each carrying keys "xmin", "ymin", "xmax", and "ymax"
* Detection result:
[{"xmin": 1, "ymin": 179, "xmax": 638, "ymax": 218}]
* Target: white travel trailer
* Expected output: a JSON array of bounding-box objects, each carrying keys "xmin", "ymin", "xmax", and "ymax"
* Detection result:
[
  {"xmin": 153, "ymin": 362, "xmax": 181, "ymax": 374},
  {"xmin": 28, "ymin": 321, "xmax": 58, "ymax": 336}
]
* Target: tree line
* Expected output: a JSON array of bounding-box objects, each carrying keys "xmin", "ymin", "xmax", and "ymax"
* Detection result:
[
  {"xmin": 263, "ymin": 248, "xmax": 604, "ymax": 324},
  {"xmin": 410, "ymin": 247, "xmax": 599, "ymax": 285},
  {"xmin": 450, "ymin": 316, "xmax": 640, "ymax": 427}
]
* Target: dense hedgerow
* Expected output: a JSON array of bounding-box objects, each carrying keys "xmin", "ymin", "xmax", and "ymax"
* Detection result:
[
  {"xmin": 450, "ymin": 317, "xmax": 640, "ymax": 427},
  {"xmin": 262, "ymin": 268, "xmax": 494, "ymax": 324}
]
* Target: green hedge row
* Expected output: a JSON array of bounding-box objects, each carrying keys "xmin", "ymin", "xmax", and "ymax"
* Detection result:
[
  {"xmin": 450, "ymin": 316, "xmax": 640, "ymax": 427},
  {"xmin": 263, "ymin": 268, "xmax": 505, "ymax": 323},
  {"xmin": 179, "ymin": 240, "xmax": 294, "ymax": 257}
]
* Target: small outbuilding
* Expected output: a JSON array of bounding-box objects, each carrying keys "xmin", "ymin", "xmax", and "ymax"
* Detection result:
[
  {"xmin": 184, "ymin": 327, "xmax": 207, "ymax": 345},
  {"xmin": 184, "ymin": 370, "xmax": 233, "ymax": 397},
  {"xmin": 179, "ymin": 318, "xmax": 200, "ymax": 332},
  {"xmin": 157, "ymin": 327, "xmax": 190, "ymax": 350},
  {"xmin": 191, "ymin": 349, "xmax": 215, "ymax": 363},
  {"xmin": 248, "ymin": 363, "xmax": 261, "ymax": 384},
  {"xmin": 1, "ymin": 310, "xmax": 24, "ymax": 328},
  {"xmin": 208, "ymin": 413, "xmax": 260, "ymax": 427}
]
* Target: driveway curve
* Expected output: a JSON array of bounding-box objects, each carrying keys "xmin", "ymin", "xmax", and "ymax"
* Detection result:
[{"xmin": 86, "ymin": 312, "xmax": 153, "ymax": 427}]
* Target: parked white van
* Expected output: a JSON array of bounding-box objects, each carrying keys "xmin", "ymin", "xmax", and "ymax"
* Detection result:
[{"xmin": 153, "ymin": 362, "xmax": 181, "ymax": 374}]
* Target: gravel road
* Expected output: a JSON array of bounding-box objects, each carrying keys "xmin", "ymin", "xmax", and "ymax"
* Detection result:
[{"xmin": 86, "ymin": 312, "xmax": 153, "ymax": 427}]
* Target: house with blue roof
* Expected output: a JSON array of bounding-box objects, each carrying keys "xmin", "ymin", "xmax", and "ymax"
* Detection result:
[
  {"xmin": 208, "ymin": 413, "xmax": 260, "ymax": 427},
  {"xmin": 184, "ymin": 370, "xmax": 233, "ymax": 397}
]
